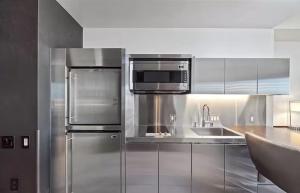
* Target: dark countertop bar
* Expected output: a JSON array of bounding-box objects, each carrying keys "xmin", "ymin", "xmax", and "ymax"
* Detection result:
[
  {"xmin": 126, "ymin": 126, "xmax": 300, "ymax": 149},
  {"xmin": 231, "ymin": 126, "xmax": 300, "ymax": 149}
]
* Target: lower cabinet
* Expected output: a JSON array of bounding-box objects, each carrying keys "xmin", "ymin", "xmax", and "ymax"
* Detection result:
[
  {"xmin": 126, "ymin": 143, "xmax": 159, "ymax": 193},
  {"xmin": 225, "ymin": 145, "xmax": 258, "ymax": 193},
  {"xmin": 192, "ymin": 144, "xmax": 225, "ymax": 193},
  {"xmin": 126, "ymin": 143, "xmax": 285, "ymax": 193},
  {"xmin": 159, "ymin": 144, "xmax": 191, "ymax": 193}
]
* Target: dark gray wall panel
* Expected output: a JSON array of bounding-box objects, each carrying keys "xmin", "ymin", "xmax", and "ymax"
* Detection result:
[{"xmin": 0, "ymin": 0, "xmax": 38, "ymax": 192}]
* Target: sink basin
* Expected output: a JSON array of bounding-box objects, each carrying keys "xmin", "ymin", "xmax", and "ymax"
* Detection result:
[{"xmin": 192, "ymin": 127, "xmax": 240, "ymax": 136}]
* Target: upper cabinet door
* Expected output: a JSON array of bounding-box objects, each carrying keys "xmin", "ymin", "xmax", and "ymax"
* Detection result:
[
  {"xmin": 225, "ymin": 58, "xmax": 258, "ymax": 94},
  {"xmin": 69, "ymin": 68, "xmax": 121, "ymax": 125},
  {"xmin": 258, "ymin": 58, "xmax": 290, "ymax": 95},
  {"xmin": 192, "ymin": 58, "xmax": 225, "ymax": 94}
]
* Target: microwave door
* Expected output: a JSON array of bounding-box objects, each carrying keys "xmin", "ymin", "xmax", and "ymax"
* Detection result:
[{"xmin": 69, "ymin": 68, "xmax": 121, "ymax": 125}]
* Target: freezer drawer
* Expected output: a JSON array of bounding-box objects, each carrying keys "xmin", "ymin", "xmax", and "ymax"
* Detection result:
[
  {"xmin": 67, "ymin": 132, "xmax": 121, "ymax": 193},
  {"xmin": 69, "ymin": 68, "xmax": 121, "ymax": 125}
]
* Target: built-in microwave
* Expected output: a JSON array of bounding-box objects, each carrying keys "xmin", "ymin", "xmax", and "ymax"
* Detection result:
[{"xmin": 129, "ymin": 54, "xmax": 192, "ymax": 94}]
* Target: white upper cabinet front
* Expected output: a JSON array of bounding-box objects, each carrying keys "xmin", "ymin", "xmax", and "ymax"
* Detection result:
[
  {"xmin": 192, "ymin": 58, "xmax": 225, "ymax": 94},
  {"xmin": 225, "ymin": 58, "xmax": 258, "ymax": 94},
  {"xmin": 258, "ymin": 58, "xmax": 290, "ymax": 95}
]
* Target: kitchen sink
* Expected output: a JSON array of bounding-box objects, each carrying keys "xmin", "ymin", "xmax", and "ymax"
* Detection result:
[{"xmin": 192, "ymin": 127, "xmax": 240, "ymax": 136}]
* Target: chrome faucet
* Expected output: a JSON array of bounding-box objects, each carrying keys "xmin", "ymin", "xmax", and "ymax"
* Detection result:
[{"xmin": 201, "ymin": 104, "xmax": 213, "ymax": 127}]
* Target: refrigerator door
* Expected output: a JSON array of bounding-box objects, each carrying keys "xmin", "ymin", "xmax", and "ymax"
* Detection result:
[
  {"xmin": 67, "ymin": 132, "xmax": 121, "ymax": 193},
  {"xmin": 69, "ymin": 68, "xmax": 121, "ymax": 125}
]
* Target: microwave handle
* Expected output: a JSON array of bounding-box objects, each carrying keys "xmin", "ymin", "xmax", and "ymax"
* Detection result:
[{"xmin": 129, "ymin": 61, "xmax": 134, "ymax": 91}]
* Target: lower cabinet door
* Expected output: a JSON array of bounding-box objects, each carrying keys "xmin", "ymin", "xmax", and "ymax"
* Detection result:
[
  {"xmin": 159, "ymin": 144, "xmax": 191, "ymax": 193},
  {"xmin": 126, "ymin": 143, "xmax": 159, "ymax": 193},
  {"xmin": 69, "ymin": 132, "xmax": 121, "ymax": 193},
  {"xmin": 192, "ymin": 144, "xmax": 225, "ymax": 193},
  {"xmin": 225, "ymin": 145, "xmax": 258, "ymax": 193}
]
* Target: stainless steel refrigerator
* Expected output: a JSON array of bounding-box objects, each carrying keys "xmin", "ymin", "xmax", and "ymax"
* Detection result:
[{"xmin": 51, "ymin": 48, "xmax": 125, "ymax": 193}]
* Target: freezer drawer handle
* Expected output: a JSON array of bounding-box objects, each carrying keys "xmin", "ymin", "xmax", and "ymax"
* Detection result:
[{"xmin": 110, "ymin": 135, "xmax": 118, "ymax": 139}]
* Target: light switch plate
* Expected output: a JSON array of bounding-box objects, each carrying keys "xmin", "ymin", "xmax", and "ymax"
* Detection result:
[{"xmin": 21, "ymin": 136, "xmax": 29, "ymax": 148}]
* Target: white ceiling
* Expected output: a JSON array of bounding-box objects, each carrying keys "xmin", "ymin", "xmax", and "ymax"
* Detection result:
[{"xmin": 57, "ymin": 0, "xmax": 300, "ymax": 28}]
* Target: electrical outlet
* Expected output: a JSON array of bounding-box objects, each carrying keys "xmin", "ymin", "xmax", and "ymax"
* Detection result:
[
  {"xmin": 1, "ymin": 136, "xmax": 14, "ymax": 149},
  {"xmin": 10, "ymin": 178, "xmax": 19, "ymax": 191},
  {"xmin": 250, "ymin": 115, "xmax": 255, "ymax": 123}
]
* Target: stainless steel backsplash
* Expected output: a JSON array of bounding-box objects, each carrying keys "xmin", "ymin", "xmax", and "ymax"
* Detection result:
[{"xmin": 126, "ymin": 95, "xmax": 266, "ymax": 137}]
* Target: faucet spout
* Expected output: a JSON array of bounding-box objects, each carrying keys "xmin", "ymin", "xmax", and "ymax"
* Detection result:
[{"xmin": 201, "ymin": 104, "xmax": 212, "ymax": 127}]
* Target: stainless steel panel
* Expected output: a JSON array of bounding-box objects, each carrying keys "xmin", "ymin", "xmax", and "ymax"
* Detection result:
[
  {"xmin": 159, "ymin": 144, "xmax": 191, "ymax": 193},
  {"xmin": 258, "ymin": 58, "xmax": 289, "ymax": 95},
  {"xmin": 192, "ymin": 58, "xmax": 225, "ymax": 94},
  {"xmin": 192, "ymin": 144, "xmax": 225, "ymax": 193},
  {"xmin": 132, "ymin": 95, "xmax": 266, "ymax": 137},
  {"xmin": 66, "ymin": 48, "xmax": 124, "ymax": 67},
  {"xmin": 50, "ymin": 48, "xmax": 67, "ymax": 193},
  {"xmin": 126, "ymin": 143, "xmax": 158, "ymax": 193},
  {"xmin": 69, "ymin": 68, "xmax": 121, "ymax": 125},
  {"xmin": 69, "ymin": 132, "xmax": 121, "ymax": 193},
  {"xmin": 257, "ymin": 185, "xmax": 286, "ymax": 193},
  {"xmin": 225, "ymin": 59, "xmax": 258, "ymax": 94},
  {"xmin": 225, "ymin": 145, "xmax": 257, "ymax": 193}
]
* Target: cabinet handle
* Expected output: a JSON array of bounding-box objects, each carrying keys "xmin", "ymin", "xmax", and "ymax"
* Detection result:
[{"xmin": 111, "ymin": 135, "xmax": 117, "ymax": 139}]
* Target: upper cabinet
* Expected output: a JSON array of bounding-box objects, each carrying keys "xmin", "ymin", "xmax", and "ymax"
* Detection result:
[
  {"xmin": 225, "ymin": 58, "xmax": 258, "ymax": 94},
  {"xmin": 191, "ymin": 58, "xmax": 289, "ymax": 95},
  {"xmin": 192, "ymin": 58, "xmax": 225, "ymax": 94},
  {"xmin": 257, "ymin": 58, "xmax": 290, "ymax": 95}
]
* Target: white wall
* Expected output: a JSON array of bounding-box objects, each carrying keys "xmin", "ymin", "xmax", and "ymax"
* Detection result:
[
  {"xmin": 275, "ymin": 41, "xmax": 300, "ymax": 98},
  {"xmin": 273, "ymin": 41, "xmax": 300, "ymax": 126},
  {"xmin": 84, "ymin": 28, "xmax": 274, "ymax": 57}
]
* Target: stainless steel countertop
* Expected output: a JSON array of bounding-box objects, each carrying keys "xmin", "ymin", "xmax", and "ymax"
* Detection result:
[
  {"xmin": 126, "ymin": 127, "xmax": 245, "ymax": 144},
  {"xmin": 126, "ymin": 126, "xmax": 300, "ymax": 149}
]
